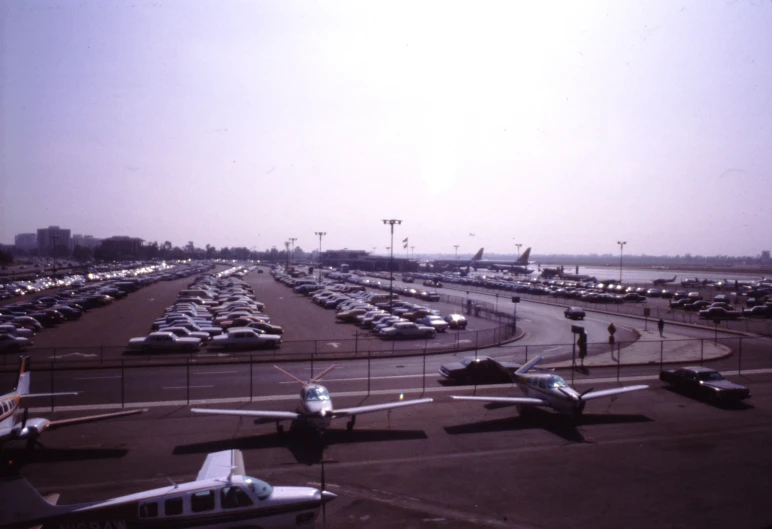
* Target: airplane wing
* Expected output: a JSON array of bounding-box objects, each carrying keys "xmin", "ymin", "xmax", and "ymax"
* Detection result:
[
  {"xmin": 451, "ymin": 396, "xmax": 549, "ymax": 406},
  {"xmin": 197, "ymin": 449, "xmax": 245, "ymax": 481},
  {"xmin": 331, "ymin": 398, "xmax": 433, "ymax": 417},
  {"xmin": 48, "ymin": 408, "xmax": 145, "ymax": 428},
  {"xmin": 581, "ymin": 385, "xmax": 649, "ymax": 401},
  {"xmin": 190, "ymin": 408, "xmax": 300, "ymax": 421}
]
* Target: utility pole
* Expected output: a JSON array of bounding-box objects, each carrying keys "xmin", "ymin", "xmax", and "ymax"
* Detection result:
[
  {"xmin": 289, "ymin": 237, "xmax": 297, "ymax": 268},
  {"xmin": 514, "ymin": 242, "xmax": 522, "ymax": 259},
  {"xmin": 50, "ymin": 234, "xmax": 60, "ymax": 280},
  {"xmin": 314, "ymin": 232, "xmax": 326, "ymax": 281},
  {"xmin": 382, "ymin": 219, "xmax": 402, "ymax": 313}
]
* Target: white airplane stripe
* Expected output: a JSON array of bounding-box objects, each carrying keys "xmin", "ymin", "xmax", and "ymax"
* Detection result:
[
  {"xmin": 191, "ymin": 408, "xmax": 300, "ymax": 420},
  {"xmin": 582, "ymin": 385, "xmax": 649, "ymax": 401},
  {"xmin": 451, "ymin": 396, "xmax": 548, "ymax": 406}
]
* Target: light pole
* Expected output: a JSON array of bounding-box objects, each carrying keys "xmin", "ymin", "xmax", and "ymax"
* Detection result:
[
  {"xmin": 314, "ymin": 232, "xmax": 326, "ymax": 281},
  {"xmin": 50, "ymin": 234, "xmax": 60, "ymax": 280},
  {"xmin": 289, "ymin": 237, "xmax": 297, "ymax": 268},
  {"xmin": 382, "ymin": 219, "xmax": 402, "ymax": 313},
  {"xmin": 617, "ymin": 241, "xmax": 627, "ymax": 282},
  {"xmin": 514, "ymin": 242, "xmax": 522, "ymax": 258}
]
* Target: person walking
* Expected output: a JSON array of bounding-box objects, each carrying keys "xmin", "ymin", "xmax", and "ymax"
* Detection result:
[{"xmin": 658, "ymin": 318, "xmax": 665, "ymax": 337}]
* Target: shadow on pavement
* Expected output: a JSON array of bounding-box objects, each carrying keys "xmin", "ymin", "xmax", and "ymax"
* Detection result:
[
  {"xmin": 174, "ymin": 422, "xmax": 428, "ymax": 465},
  {"xmin": 444, "ymin": 407, "xmax": 652, "ymax": 443},
  {"xmin": 0, "ymin": 446, "xmax": 129, "ymax": 474},
  {"xmin": 662, "ymin": 387, "xmax": 754, "ymax": 410}
]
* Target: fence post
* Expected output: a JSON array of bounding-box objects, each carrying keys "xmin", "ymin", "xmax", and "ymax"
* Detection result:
[
  {"xmin": 525, "ymin": 345, "xmax": 528, "ymax": 363},
  {"xmin": 660, "ymin": 340, "xmax": 663, "ymax": 368},
  {"xmin": 367, "ymin": 349, "xmax": 371, "ymax": 395},
  {"xmin": 50, "ymin": 361, "xmax": 55, "ymax": 412},
  {"xmin": 186, "ymin": 359, "xmax": 190, "ymax": 405},
  {"xmin": 423, "ymin": 352, "xmax": 426, "ymax": 394},
  {"xmin": 700, "ymin": 339, "xmax": 704, "ymax": 366},
  {"xmin": 738, "ymin": 337, "xmax": 742, "ymax": 374},
  {"xmin": 250, "ymin": 355, "xmax": 254, "ymax": 402},
  {"xmin": 617, "ymin": 342, "xmax": 621, "ymax": 383},
  {"xmin": 121, "ymin": 359, "xmax": 125, "ymax": 409}
]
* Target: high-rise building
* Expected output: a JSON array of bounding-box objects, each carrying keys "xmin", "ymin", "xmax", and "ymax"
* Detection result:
[
  {"xmin": 14, "ymin": 233, "xmax": 37, "ymax": 250},
  {"xmin": 37, "ymin": 226, "xmax": 71, "ymax": 255},
  {"xmin": 71, "ymin": 234, "xmax": 102, "ymax": 249},
  {"xmin": 761, "ymin": 250, "xmax": 771, "ymax": 264}
]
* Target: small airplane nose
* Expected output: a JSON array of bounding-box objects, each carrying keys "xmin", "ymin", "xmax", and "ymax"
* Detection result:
[{"xmin": 321, "ymin": 491, "xmax": 337, "ymax": 504}]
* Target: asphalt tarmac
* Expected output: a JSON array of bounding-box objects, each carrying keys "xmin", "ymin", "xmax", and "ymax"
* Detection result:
[{"xmin": 3, "ymin": 268, "xmax": 772, "ymax": 528}]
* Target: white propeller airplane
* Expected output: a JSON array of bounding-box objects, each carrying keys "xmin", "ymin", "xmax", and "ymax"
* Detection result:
[
  {"xmin": 452, "ymin": 355, "xmax": 648, "ymax": 419},
  {"xmin": 0, "ymin": 449, "xmax": 336, "ymax": 529},
  {"xmin": 192, "ymin": 364, "xmax": 433, "ymax": 435},
  {"xmin": 0, "ymin": 356, "xmax": 144, "ymax": 448}
]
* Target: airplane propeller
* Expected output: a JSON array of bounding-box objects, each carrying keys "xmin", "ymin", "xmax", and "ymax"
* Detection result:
[{"xmin": 559, "ymin": 387, "xmax": 594, "ymax": 416}]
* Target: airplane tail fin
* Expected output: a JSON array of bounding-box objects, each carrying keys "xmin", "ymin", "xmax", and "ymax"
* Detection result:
[
  {"xmin": 515, "ymin": 248, "xmax": 531, "ymax": 265},
  {"xmin": 515, "ymin": 355, "xmax": 543, "ymax": 375},
  {"xmin": 13, "ymin": 356, "xmax": 31, "ymax": 396},
  {"xmin": 0, "ymin": 476, "xmax": 67, "ymax": 527},
  {"xmin": 470, "ymin": 248, "xmax": 484, "ymax": 262}
]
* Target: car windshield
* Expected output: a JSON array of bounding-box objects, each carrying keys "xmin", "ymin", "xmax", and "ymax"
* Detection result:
[
  {"xmin": 461, "ymin": 357, "xmax": 490, "ymax": 367},
  {"xmin": 305, "ymin": 387, "xmax": 330, "ymax": 401},
  {"xmin": 698, "ymin": 371, "xmax": 724, "ymax": 381}
]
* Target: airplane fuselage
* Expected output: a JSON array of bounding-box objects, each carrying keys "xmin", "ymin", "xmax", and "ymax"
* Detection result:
[{"xmin": 514, "ymin": 374, "xmax": 583, "ymax": 416}]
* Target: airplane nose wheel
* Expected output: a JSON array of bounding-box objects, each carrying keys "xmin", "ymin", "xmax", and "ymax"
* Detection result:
[{"xmin": 276, "ymin": 422, "xmax": 284, "ymax": 436}]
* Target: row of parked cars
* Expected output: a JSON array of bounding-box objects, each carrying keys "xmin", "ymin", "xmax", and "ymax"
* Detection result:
[
  {"xmin": 272, "ymin": 267, "xmax": 468, "ymax": 340},
  {"xmin": 0, "ymin": 263, "xmax": 207, "ymax": 353},
  {"xmin": 126, "ymin": 266, "xmax": 283, "ymax": 353}
]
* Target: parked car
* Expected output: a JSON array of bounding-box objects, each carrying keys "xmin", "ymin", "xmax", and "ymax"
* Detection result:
[
  {"xmin": 127, "ymin": 332, "xmax": 202, "ymax": 352},
  {"xmin": 697, "ymin": 307, "xmax": 742, "ymax": 320},
  {"xmin": 416, "ymin": 315, "xmax": 449, "ymax": 333},
  {"xmin": 564, "ymin": 307, "xmax": 586, "ymax": 320},
  {"xmin": 659, "ymin": 366, "xmax": 750, "ymax": 403},
  {"xmin": 210, "ymin": 328, "xmax": 282, "ymax": 349},
  {"xmin": 444, "ymin": 313, "xmax": 468, "ymax": 330},
  {"xmin": 743, "ymin": 305, "xmax": 772, "ymax": 319},
  {"xmin": 439, "ymin": 356, "xmax": 514, "ymax": 384},
  {"xmin": 0, "ymin": 334, "xmax": 33, "ymax": 352},
  {"xmin": 0, "ymin": 324, "xmax": 34, "ymax": 338},
  {"xmin": 378, "ymin": 322, "xmax": 436, "ymax": 340}
]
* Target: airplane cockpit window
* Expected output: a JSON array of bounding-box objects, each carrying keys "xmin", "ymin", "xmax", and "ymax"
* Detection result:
[
  {"xmin": 191, "ymin": 490, "xmax": 215, "ymax": 512},
  {"xmin": 244, "ymin": 477, "xmax": 273, "ymax": 500},
  {"xmin": 221, "ymin": 486, "xmax": 255, "ymax": 508},
  {"xmin": 305, "ymin": 387, "xmax": 330, "ymax": 401},
  {"xmin": 139, "ymin": 501, "xmax": 158, "ymax": 518},
  {"xmin": 546, "ymin": 376, "xmax": 568, "ymax": 389}
]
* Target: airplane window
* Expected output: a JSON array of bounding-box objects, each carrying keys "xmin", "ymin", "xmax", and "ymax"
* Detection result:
[
  {"xmin": 305, "ymin": 387, "xmax": 330, "ymax": 401},
  {"xmin": 244, "ymin": 476, "xmax": 274, "ymax": 500},
  {"xmin": 221, "ymin": 486, "xmax": 254, "ymax": 508},
  {"xmin": 165, "ymin": 497, "xmax": 183, "ymax": 516},
  {"xmin": 139, "ymin": 501, "xmax": 158, "ymax": 518},
  {"xmin": 191, "ymin": 490, "xmax": 215, "ymax": 512}
]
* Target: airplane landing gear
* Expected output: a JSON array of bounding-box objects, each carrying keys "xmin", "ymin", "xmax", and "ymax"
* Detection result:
[
  {"xmin": 276, "ymin": 422, "xmax": 284, "ymax": 436},
  {"xmin": 346, "ymin": 416, "xmax": 356, "ymax": 432}
]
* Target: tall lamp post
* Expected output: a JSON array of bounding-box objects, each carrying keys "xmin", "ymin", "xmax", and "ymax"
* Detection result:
[
  {"xmin": 50, "ymin": 234, "xmax": 60, "ymax": 280},
  {"xmin": 617, "ymin": 240, "xmax": 627, "ymax": 282},
  {"xmin": 382, "ymin": 219, "xmax": 402, "ymax": 312},
  {"xmin": 289, "ymin": 237, "xmax": 297, "ymax": 268},
  {"xmin": 314, "ymin": 231, "xmax": 326, "ymax": 281},
  {"xmin": 514, "ymin": 242, "xmax": 522, "ymax": 259}
]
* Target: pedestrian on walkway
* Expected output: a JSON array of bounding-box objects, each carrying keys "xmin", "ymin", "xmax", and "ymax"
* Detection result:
[{"xmin": 658, "ymin": 318, "xmax": 665, "ymax": 337}]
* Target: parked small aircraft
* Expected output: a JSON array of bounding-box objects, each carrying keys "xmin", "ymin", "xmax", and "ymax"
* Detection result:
[
  {"xmin": 451, "ymin": 356, "xmax": 647, "ymax": 419},
  {"xmin": 0, "ymin": 356, "xmax": 143, "ymax": 448},
  {"xmin": 0, "ymin": 449, "xmax": 336, "ymax": 529},
  {"xmin": 475, "ymin": 248, "xmax": 534, "ymax": 275},
  {"xmin": 192, "ymin": 364, "xmax": 433, "ymax": 435},
  {"xmin": 652, "ymin": 275, "xmax": 677, "ymax": 286}
]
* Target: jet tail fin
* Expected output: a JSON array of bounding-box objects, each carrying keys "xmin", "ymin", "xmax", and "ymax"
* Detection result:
[
  {"xmin": 470, "ymin": 248, "xmax": 484, "ymax": 262},
  {"xmin": 515, "ymin": 248, "xmax": 531, "ymax": 265},
  {"xmin": 0, "ymin": 476, "xmax": 68, "ymax": 528},
  {"xmin": 515, "ymin": 355, "xmax": 543, "ymax": 375}
]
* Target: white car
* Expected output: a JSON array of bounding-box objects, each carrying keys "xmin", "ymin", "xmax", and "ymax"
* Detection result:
[
  {"xmin": 0, "ymin": 324, "xmax": 34, "ymax": 338},
  {"xmin": 210, "ymin": 327, "xmax": 282, "ymax": 350},
  {"xmin": 161, "ymin": 326, "xmax": 212, "ymax": 344},
  {"xmin": 378, "ymin": 322, "xmax": 436, "ymax": 340},
  {"xmin": 127, "ymin": 332, "xmax": 201, "ymax": 352},
  {"xmin": 0, "ymin": 334, "xmax": 33, "ymax": 352}
]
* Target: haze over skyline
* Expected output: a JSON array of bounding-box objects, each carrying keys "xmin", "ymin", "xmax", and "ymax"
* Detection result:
[{"xmin": 2, "ymin": 1, "xmax": 771, "ymax": 257}]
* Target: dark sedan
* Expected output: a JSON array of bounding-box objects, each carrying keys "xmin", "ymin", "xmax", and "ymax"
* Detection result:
[
  {"xmin": 439, "ymin": 356, "xmax": 517, "ymax": 385},
  {"xmin": 659, "ymin": 366, "xmax": 750, "ymax": 403}
]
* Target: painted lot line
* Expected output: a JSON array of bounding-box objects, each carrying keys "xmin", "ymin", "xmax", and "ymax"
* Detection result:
[
  {"xmin": 162, "ymin": 385, "xmax": 215, "ymax": 390},
  {"xmin": 32, "ymin": 368, "xmax": 772, "ymax": 413},
  {"xmin": 73, "ymin": 376, "xmax": 123, "ymax": 380}
]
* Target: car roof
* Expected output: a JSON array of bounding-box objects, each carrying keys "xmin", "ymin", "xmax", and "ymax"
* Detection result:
[{"xmin": 680, "ymin": 366, "xmax": 717, "ymax": 373}]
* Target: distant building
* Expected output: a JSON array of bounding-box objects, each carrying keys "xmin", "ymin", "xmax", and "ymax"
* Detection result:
[
  {"xmin": 761, "ymin": 250, "xmax": 771, "ymax": 264},
  {"xmin": 37, "ymin": 226, "xmax": 71, "ymax": 255},
  {"xmin": 321, "ymin": 249, "xmax": 416, "ymax": 272},
  {"xmin": 14, "ymin": 233, "xmax": 37, "ymax": 250},
  {"xmin": 99, "ymin": 236, "xmax": 144, "ymax": 258},
  {"xmin": 71, "ymin": 234, "xmax": 102, "ymax": 249}
]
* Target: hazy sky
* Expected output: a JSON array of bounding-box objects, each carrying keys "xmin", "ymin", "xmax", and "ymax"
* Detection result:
[{"xmin": 2, "ymin": 0, "xmax": 771, "ymax": 257}]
